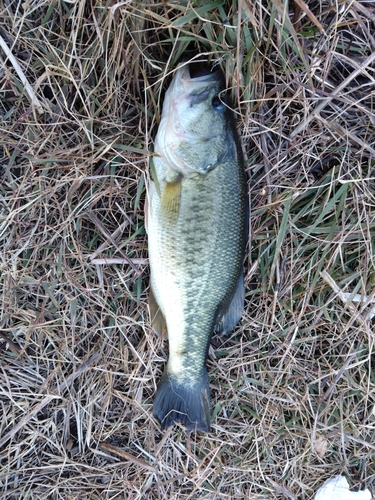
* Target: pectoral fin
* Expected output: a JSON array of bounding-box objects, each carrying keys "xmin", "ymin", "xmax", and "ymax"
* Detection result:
[
  {"xmin": 214, "ymin": 272, "xmax": 245, "ymax": 336},
  {"xmin": 149, "ymin": 285, "xmax": 168, "ymax": 339},
  {"xmin": 161, "ymin": 179, "xmax": 181, "ymax": 222}
]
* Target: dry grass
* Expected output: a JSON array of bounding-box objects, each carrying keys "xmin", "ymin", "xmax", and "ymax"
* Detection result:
[{"xmin": 1, "ymin": 0, "xmax": 375, "ymax": 498}]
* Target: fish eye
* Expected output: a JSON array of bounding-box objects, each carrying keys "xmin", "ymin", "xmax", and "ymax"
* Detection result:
[{"xmin": 212, "ymin": 96, "xmax": 224, "ymax": 109}]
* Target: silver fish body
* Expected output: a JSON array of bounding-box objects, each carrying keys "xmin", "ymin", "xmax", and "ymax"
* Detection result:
[{"xmin": 147, "ymin": 63, "xmax": 248, "ymax": 431}]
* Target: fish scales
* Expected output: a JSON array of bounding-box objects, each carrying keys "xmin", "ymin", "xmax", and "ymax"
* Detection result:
[{"xmin": 147, "ymin": 63, "xmax": 248, "ymax": 431}]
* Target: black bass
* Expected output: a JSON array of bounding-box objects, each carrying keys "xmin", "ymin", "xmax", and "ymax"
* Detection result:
[{"xmin": 147, "ymin": 63, "xmax": 248, "ymax": 431}]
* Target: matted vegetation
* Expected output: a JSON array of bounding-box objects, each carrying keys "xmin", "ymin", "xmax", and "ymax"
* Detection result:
[{"xmin": 1, "ymin": 0, "xmax": 375, "ymax": 498}]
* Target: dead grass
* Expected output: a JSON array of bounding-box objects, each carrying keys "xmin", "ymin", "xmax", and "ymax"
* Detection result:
[{"xmin": 1, "ymin": 0, "xmax": 375, "ymax": 498}]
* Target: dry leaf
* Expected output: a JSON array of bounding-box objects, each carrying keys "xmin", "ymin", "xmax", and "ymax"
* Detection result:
[{"xmin": 314, "ymin": 436, "xmax": 328, "ymax": 458}]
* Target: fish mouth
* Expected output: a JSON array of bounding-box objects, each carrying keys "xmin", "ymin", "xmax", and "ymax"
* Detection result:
[
  {"xmin": 176, "ymin": 62, "xmax": 223, "ymax": 83},
  {"xmin": 188, "ymin": 62, "xmax": 222, "ymax": 80}
]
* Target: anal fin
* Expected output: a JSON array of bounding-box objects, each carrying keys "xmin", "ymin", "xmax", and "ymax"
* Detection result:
[
  {"xmin": 214, "ymin": 271, "xmax": 245, "ymax": 336},
  {"xmin": 149, "ymin": 285, "xmax": 168, "ymax": 339}
]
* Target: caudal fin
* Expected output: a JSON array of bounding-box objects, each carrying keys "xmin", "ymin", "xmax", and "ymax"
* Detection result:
[{"xmin": 153, "ymin": 371, "xmax": 211, "ymax": 431}]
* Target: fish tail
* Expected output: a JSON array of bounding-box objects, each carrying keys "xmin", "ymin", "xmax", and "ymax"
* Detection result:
[{"xmin": 153, "ymin": 370, "xmax": 211, "ymax": 431}]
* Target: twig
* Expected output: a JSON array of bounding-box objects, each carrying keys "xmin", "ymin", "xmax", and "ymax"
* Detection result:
[
  {"xmin": 259, "ymin": 102, "xmax": 272, "ymax": 204},
  {"xmin": 87, "ymin": 211, "xmax": 139, "ymax": 273},
  {"xmin": 320, "ymin": 270, "xmax": 373, "ymax": 333},
  {"xmin": 91, "ymin": 257, "xmax": 148, "ymax": 265},
  {"xmin": 322, "ymin": 350, "xmax": 358, "ymax": 401},
  {"xmin": 293, "ymin": 0, "xmax": 325, "ymax": 34},
  {"xmin": 99, "ymin": 442, "xmax": 156, "ymax": 473},
  {"xmin": 0, "ymin": 33, "xmax": 44, "ymax": 114},
  {"xmin": 89, "ymin": 220, "xmax": 130, "ymax": 259},
  {"xmin": 266, "ymin": 477, "xmax": 297, "ymax": 500},
  {"xmin": 346, "ymin": 432, "xmax": 375, "ymax": 451}
]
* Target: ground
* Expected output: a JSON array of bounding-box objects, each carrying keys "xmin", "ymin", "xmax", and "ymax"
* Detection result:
[{"xmin": 0, "ymin": 1, "xmax": 375, "ymax": 499}]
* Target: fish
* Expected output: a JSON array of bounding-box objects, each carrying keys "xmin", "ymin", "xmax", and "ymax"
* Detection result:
[{"xmin": 146, "ymin": 62, "xmax": 248, "ymax": 431}]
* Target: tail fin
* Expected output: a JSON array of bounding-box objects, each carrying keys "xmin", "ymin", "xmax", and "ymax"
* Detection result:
[{"xmin": 153, "ymin": 371, "xmax": 211, "ymax": 431}]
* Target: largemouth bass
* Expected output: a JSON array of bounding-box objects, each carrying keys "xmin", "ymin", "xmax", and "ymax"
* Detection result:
[{"xmin": 147, "ymin": 62, "xmax": 248, "ymax": 431}]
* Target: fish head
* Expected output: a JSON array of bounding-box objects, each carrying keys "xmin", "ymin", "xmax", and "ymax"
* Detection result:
[
  {"xmin": 155, "ymin": 63, "xmax": 232, "ymax": 176},
  {"xmin": 166, "ymin": 63, "xmax": 227, "ymax": 139}
]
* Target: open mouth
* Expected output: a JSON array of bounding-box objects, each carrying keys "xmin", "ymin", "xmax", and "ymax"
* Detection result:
[{"xmin": 188, "ymin": 62, "xmax": 222, "ymax": 79}]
